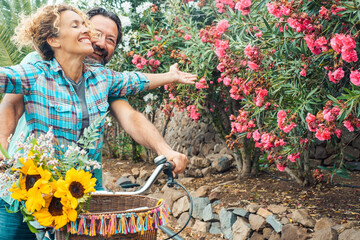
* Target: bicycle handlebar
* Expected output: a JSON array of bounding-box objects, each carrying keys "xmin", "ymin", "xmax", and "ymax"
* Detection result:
[{"xmin": 93, "ymin": 155, "xmax": 175, "ymax": 196}]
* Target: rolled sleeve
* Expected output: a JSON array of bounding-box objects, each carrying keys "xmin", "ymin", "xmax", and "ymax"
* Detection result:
[
  {"xmin": 108, "ymin": 70, "xmax": 149, "ymax": 97},
  {"xmin": 0, "ymin": 64, "xmax": 39, "ymax": 94}
]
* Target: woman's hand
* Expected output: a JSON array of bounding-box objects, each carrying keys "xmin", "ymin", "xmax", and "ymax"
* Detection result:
[{"xmin": 169, "ymin": 63, "xmax": 197, "ymax": 85}]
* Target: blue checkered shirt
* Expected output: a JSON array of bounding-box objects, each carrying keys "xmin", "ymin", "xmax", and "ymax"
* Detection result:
[{"xmin": 0, "ymin": 58, "xmax": 149, "ymax": 159}]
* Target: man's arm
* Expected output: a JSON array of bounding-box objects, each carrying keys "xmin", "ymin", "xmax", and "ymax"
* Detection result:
[
  {"xmin": 0, "ymin": 94, "xmax": 25, "ymax": 151},
  {"xmin": 109, "ymin": 99, "xmax": 188, "ymax": 174}
]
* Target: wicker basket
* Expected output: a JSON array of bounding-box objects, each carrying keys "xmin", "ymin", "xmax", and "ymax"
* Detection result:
[{"xmin": 55, "ymin": 194, "xmax": 170, "ymax": 240}]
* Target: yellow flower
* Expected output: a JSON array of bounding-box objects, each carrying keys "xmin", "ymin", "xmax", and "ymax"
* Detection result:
[
  {"xmin": 33, "ymin": 182, "xmax": 77, "ymax": 229},
  {"xmin": 9, "ymin": 173, "xmax": 27, "ymax": 201},
  {"xmin": 54, "ymin": 169, "xmax": 96, "ymax": 209}
]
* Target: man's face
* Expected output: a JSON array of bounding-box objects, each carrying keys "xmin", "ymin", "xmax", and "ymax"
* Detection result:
[{"xmin": 87, "ymin": 15, "xmax": 118, "ymax": 65}]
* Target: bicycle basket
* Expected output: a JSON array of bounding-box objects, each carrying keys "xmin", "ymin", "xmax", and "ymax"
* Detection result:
[{"xmin": 55, "ymin": 194, "xmax": 170, "ymax": 240}]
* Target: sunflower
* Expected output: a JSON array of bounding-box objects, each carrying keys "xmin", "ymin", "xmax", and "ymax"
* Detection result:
[
  {"xmin": 10, "ymin": 154, "xmax": 52, "ymax": 212},
  {"xmin": 54, "ymin": 168, "xmax": 96, "ymax": 209},
  {"xmin": 9, "ymin": 173, "xmax": 27, "ymax": 201},
  {"xmin": 33, "ymin": 182, "xmax": 77, "ymax": 229}
]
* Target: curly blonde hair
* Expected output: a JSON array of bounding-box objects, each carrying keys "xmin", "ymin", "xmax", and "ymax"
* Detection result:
[{"xmin": 13, "ymin": 4, "xmax": 93, "ymax": 60}]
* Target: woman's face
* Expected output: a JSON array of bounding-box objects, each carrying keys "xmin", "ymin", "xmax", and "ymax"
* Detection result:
[{"xmin": 54, "ymin": 10, "xmax": 93, "ymax": 57}]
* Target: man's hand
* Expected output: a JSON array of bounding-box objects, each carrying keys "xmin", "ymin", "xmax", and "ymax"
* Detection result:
[
  {"xmin": 169, "ymin": 63, "xmax": 197, "ymax": 85},
  {"xmin": 161, "ymin": 150, "xmax": 189, "ymax": 175}
]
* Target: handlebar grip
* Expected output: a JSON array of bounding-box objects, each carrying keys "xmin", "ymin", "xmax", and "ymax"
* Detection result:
[{"xmin": 154, "ymin": 155, "xmax": 167, "ymax": 165}]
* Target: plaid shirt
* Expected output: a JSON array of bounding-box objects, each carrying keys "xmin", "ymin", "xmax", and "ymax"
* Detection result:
[{"xmin": 0, "ymin": 58, "xmax": 149, "ymax": 159}]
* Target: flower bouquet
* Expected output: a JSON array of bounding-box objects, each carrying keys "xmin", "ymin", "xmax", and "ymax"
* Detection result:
[{"xmin": 0, "ymin": 115, "xmax": 104, "ymax": 233}]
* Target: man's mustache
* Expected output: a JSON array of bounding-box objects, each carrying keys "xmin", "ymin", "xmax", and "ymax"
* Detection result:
[{"xmin": 92, "ymin": 44, "xmax": 108, "ymax": 58}]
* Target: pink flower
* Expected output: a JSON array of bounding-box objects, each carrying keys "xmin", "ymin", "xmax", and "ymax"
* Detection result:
[
  {"xmin": 350, "ymin": 70, "xmax": 360, "ymax": 86},
  {"xmin": 342, "ymin": 49, "xmax": 358, "ymax": 63},
  {"xmin": 223, "ymin": 77, "xmax": 232, "ymax": 86},
  {"xmin": 288, "ymin": 152, "xmax": 300, "ymax": 163},
  {"xmin": 315, "ymin": 128, "xmax": 331, "ymax": 141},
  {"xmin": 277, "ymin": 163, "xmax": 286, "ymax": 172},
  {"xmin": 330, "ymin": 34, "xmax": 343, "ymax": 53},
  {"xmin": 306, "ymin": 113, "xmax": 317, "ymax": 132},
  {"xmin": 315, "ymin": 36, "xmax": 329, "ymax": 52},
  {"xmin": 184, "ymin": 34, "xmax": 191, "ymax": 40},
  {"xmin": 252, "ymin": 130, "xmax": 261, "ymax": 141},
  {"xmin": 235, "ymin": 0, "xmax": 252, "ymax": 16},
  {"xmin": 186, "ymin": 105, "xmax": 201, "ymax": 122},
  {"xmin": 332, "ymin": 68, "xmax": 345, "ymax": 81},
  {"xmin": 319, "ymin": 6, "xmax": 328, "ymax": 19},
  {"xmin": 154, "ymin": 35, "xmax": 162, "ymax": 41},
  {"xmin": 277, "ymin": 110, "xmax": 287, "ymax": 119},
  {"xmin": 335, "ymin": 129, "xmax": 341, "ymax": 138},
  {"xmin": 328, "ymin": 71, "xmax": 337, "ymax": 84},
  {"xmin": 343, "ymin": 120, "xmax": 354, "ymax": 132},
  {"xmin": 136, "ymin": 63, "xmax": 143, "ymax": 69},
  {"xmin": 247, "ymin": 61, "xmax": 259, "ymax": 70},
  {"xmin": 216, "ymin": 19, "xmax": 230, "ymax": 34},
  {"xmin": 282, "ymin": 123, "xmax": 297, "ymax": 133},
  {"xmin": 266, "ymin": 3, "xmax": 282, "ymax": 18},
  {"xmin": 140, "ymin": 57, "xmax": 147, "ymax": 65},
  {"xmin": 300, "ymin": 68, "xmax": 307, "ymax": 77},
  {"xmin": 255, "ymin": 31, "xmax": 263, "ymax": 38}
]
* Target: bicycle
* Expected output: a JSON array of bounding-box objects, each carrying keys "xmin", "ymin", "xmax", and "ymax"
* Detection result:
[{"xmin": 52, "ymin": 155, "xmax": 193, "ymax": 240}]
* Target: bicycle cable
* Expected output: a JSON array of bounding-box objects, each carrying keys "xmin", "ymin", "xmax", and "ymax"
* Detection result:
[{"xmin": 163, "ymin": 181, "xmax": 193, "ymax": 240}]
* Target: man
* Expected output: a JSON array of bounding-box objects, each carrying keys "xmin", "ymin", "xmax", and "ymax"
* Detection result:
[{"xmin": 0, "ymin": 7, "xmax": 188, "ymax": 181}]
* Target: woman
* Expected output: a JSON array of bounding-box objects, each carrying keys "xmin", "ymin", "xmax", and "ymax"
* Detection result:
[{"xmin": 0, "ymin": 4, "xmax": 196, "ymax": 239}]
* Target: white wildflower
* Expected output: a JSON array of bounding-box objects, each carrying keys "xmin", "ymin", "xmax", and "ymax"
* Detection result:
[
  {"xmin": 135, "ymin": 2, "xmax": 153, "ymax": 18},
  {"xmin": 145, "ymin": 105, "xmax": 153, "ymax": 114},
  {"xmin": 121, "ymin": 2, "xmax": 132, "ymax": 14},
  {"xmin": 119, "ymin": 15, "xmax": 131, "ymax": 28}
]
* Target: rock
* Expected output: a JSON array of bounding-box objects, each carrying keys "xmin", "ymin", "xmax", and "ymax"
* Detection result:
[
  {"xmin": 269, "ymin": 232, "xmax": 281, "ymax": 240},
  {"xmin": 281, "ymin": 224, "xmax": 309, "ymax": 240},
  {"xmin": 314, "ymin": 217, "xmax": 336, "ymax": 231},
  {"xmin": 314, "ymin": 146, "xmax": 327, "ymax": 159},
  {"xmin": 280, "ymin": 217, "xmax": 290, "ymax": 225},
  {"xmin": 311, "ymin": 227, "xmax": 338, "ymax": 240},
  {"xmin": 214, "ymin": 143, "xmax": 225, "ymax": 153},
  {"xmin": 249, "ymin": 214, "xmax": 266, "ymax": 231},
  {"xmin": 172, "ymin": 196, "xmax": 190, "ymax": 217},
  {"xmin": 209, "ymin": 188, "xmax": 222, "ymax": 203},
  {"xmin": 192, "ymin": 220, "xmax": 211, "ymax": 233},
  {"xmin": 115, "ymin": 176, "xmax": 132, "ymax": 187},
  {"xmin": 332, "ymin": 222, "xmax": 356, "ymax": 234},
  {"xmin": 138, "ymin": 167, "xmax": 151, "ymax": 180},
  {"xmin": 233, "ymin": 208, "xmax": 250, "ymax": 218},
  {"xmin": 268, "ymin": 204, "xmax": 287, "ymax": 214},
  {"xmin": 343, "ymin": 146, "xmax": 360, "ymax": 161},
  {"xmin": 250, "ymin": 232, "xmax": 265, "ymax": 240},
  {"xmin": 202, "ymin": 204, "xmax": 219, "ymax": 222},
  {"xmin": 209, "ymin": 222, "xmax": 222, "ymax": 235},
  {"xmin": 177, "ymin": 212, "xmax": 194, "ymax": 228},
  {"xmin": 195, "ymin": 186, "xmax": 210, "ymax": 197},
  {"xmin": 131, "ymin": 167, "xmax": 140, "ymax": 177},
  {"xmin": 232, "ymin": 217, "xmax": 251, "ymax": 240},
  {"xmin": 210, "ymin": 154, "xmax": 233, "ymax": 172},
  {"xmin": 257, "ymin": 208, "xmax": 273, "ymax": 218},
  {"xmin": 266, "ymin": 215, "xmax": 282, "ymax": 233},
  {"xmin": 341, "ymin": 128, "xmax": 357, "ymax": 144},
  {"xmin": 352, "ymin": 136, "xmax": 360, "ymax": 150},
  {"xmin": 338, "ymin": 228, "xmax": 360, "ymax": 240},
  {"xmin": 192, "ymin": 197, "xmax": 210, "ymax": 220},
  {"xmin": 245, "ymin": 203, "xmax": 261, "ymax": 213},
  {"xmin": 161, "ymin": 185, "xmax": 187, "ymax": 209},
  {"xmin": 201, "ymin": 167, "xmax": 215, "ymax": 176},
  {"xmin": 219, "ymin": 208, "xmax": 237, "ymax": 240},
  {"xmin": 190, "ymin": 156, "xmax": 211, "ymax": 168},
  {"xmin": 263, "ymin": 228, "xmax": 273, "ymax": 239},
  {"xmin": 291, "ymin": 209, "xmax": 315, "ymax": 227}
]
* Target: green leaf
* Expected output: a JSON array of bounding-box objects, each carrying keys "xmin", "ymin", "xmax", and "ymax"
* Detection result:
[
  {"xmin": 26, "ymin": 222, "xmax": 38, "ymax": 233},
  {"xmin": 0, "ymin": 142, "xmax": 10, "ymax": 159}
]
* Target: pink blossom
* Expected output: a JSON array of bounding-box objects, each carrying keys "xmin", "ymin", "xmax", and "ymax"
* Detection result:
[
  {"xmin": 186, "ymin": 105, "xmax": 201, "ymax": 122},
  {"xmin": 154, "ymin": 35, "xmax": 162, "ymax": 41},
  {"xmin": 277, "ymin": 164, "xmax": 286, "ymax": 172},
  {"xmin": 288, "ymin": 152, "xmax": 300, "ymax": 163},
  {"xmin": 266, "ymin": 3, "xmax": 282, "ymax": 18},
  {"xmin": 335, "ymin": 129, "xmax": 342, "ymax": 138},
  {"xmin": 332, "ymin": 68, "xmax": 344, "ymax": 81},
  {"xmin": 315, "ymin": 36, "xmax": 329, "ymax": 52},
  {"xmin": 300, "ymin": 68, "xmax": 307, "ymax": 77},
  {"xmin": 280, "ymin": 6, "xmax": 290, "ymax": 16},
  {"xmin": 331, "ymin": 7, "xmax": 346, "ymax": 15},
  {"xmin": 306, "ymin": 113, "xmax": 317, "ymax": 132},
  {"xmin": 195, "ymin": 77, "xmax": 209, "ymax": 89},
  {"xmin": 216, "ymin": 19, "xmax": 230, "ymax": 34},
  {"xmin": 136, "ymin": 63, "xmax": 143, "ymax": 69},
  {"xmin": 350, "ymin": 70, "xmax": 360, "ymax": 86},
  {"xmin": 343, "ymin": 120, "xmax": 354, "ymax": 132},
  {"xmin": 255, "ymin": 31, "xmax": 263, "ymax": 38},
  {"xmin": 282, "ymin": 123, "xmax": 297, "ymax": 133},
  {"xmin": 184, "ymin": 34, "xmax": 191, "ymax": 40},
  {"xmin": 247, "ymin": 61, "xmax": 259, "ymax": 70},
  {"xmin": 223, "ymin": 77, "xmax": 232, "ymax": 86},
  {"xmin": 254, "ymin": 88, "xmax": 268, "ymax": 107},
  {"xmin": 328, "ymin": 71, "xmax": 337, "ymax": 84},
  {"xmin": 330, "ymin": 34, "xmax": 343, "ymax": 53},
  {"xmin": 235, "ymin": 0, "xmax": 252, "ymax": 16},
  {"xmin": 277, "ymin": 110, "xmax": 287, "ymax": 119},
  {"xmin": 342, "ymin": 49, "xmax": 358, "ymax": 63},
  {"xmin": 252, "ymin": 130, "xmax": 261, "ymax": 141},
  {"xmin": 140, "ymin": 57, "xmax": 147, "ymax": 65},
  {"xmin": 319, "ymin": 6, "xmax": 328, "ymax": 19},
  {"xmin": 315, "ymin": 128, "xmax": 331, "ymax": 141}
]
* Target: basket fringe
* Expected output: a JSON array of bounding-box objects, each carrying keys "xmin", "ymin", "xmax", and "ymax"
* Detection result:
[{"xmin": 59, "ymin": 203, "xmax": 169, "ymax": 237}]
